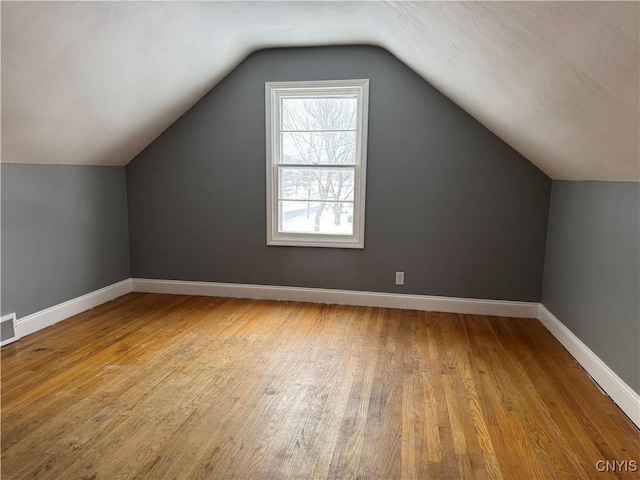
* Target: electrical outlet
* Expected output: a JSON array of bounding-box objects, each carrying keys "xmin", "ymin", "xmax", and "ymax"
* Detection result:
[{"xmin": 395, "ymin": 272, "xmax": 405, "ymax": 285}]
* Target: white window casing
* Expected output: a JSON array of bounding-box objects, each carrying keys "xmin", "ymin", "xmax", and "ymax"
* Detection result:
[{"xmin": 265, "ymin": 79, "xmax": 369, "ymax": 248}]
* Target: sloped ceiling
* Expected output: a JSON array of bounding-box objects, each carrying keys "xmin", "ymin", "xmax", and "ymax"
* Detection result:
[{"xmin": 2, "ymin": 1, "xmax": 638, "ymax": 181}]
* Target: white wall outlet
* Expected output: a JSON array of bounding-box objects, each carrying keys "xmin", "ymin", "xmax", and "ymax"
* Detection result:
[{"xmin": 395, "ymin": 272, "xmax": 405, "ymax": 285}]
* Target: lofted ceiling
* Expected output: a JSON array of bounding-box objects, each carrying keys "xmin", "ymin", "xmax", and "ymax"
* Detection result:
[{"xmin": 2, "ymin": 1, "xmax": 638, "ymax": 181}]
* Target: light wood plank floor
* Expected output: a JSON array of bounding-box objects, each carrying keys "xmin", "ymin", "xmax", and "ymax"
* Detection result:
[{"xmin": 2, "ymin": 293, "xmax": 638, "ymax": 479}]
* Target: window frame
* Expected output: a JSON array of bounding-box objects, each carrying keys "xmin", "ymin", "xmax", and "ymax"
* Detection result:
[{"xmin": 265, "ymin": 79, "xmax": 369, "ymax": 248}]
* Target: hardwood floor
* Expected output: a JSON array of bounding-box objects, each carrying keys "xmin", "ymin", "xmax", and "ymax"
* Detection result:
[{"xmin": 1, "ymin": 293, "xmax": 638, "ymax": 479}]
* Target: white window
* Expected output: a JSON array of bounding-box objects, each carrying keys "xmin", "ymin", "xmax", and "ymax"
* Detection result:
[{"xmin": 266, "ymin": 79, "xmax": 369, "ymax": 248}]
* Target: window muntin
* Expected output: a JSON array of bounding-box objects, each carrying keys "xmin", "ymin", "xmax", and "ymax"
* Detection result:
[{"xmin": 266, "ymin": 80, "xmax": 369, "ymax": 248}]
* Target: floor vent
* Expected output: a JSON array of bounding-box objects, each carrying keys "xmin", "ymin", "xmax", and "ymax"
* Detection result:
[{"xmin": 1, "ymin": 313, "xmax": 19, "ymax": 346}]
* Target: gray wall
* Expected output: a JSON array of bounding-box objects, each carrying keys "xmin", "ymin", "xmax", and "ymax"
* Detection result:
[
  {"xmin": 542, "ymin": 181, "xmax": 640, "ymax": 393},
  {"xmin": 127, "ymin": 46, "xmax": 551, "ymax": 302},
  {"xmin": 1, "ymin": 164, "xmax": 130, "ymax": 318}
]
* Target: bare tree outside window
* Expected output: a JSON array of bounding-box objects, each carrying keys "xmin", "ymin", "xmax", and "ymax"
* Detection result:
[{"xmin": 280, "ymin": 96, "xmax": 357, "ymax": 234}]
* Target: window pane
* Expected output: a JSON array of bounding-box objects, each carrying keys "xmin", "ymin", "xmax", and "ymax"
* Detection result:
[
  {"xmin": 279, "ymin": 201, "xmax": 354, "ymax": 235},
  {"xmin": 279, "ymin": 167, "xmax": 355, "ymax": 201},
  {"xmin": 282, "ymin": 97, "xmax": 357, "ymax": 131},
  {"xmin": 282, "ymin": 132, "xmax": 356, "ymax": 165}
]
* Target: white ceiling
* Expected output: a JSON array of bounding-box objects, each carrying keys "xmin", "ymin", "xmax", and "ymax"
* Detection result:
[{"xmin": 2, "ymin": 1, "xmax": 638, "ymax": 181}]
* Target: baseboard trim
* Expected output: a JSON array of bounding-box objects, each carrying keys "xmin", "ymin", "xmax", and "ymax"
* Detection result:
[
  {"xmin": 16, "ymin": 279, "xmax": 132, "ymax": 338},
  {"xmin": 130, "ymin": 278, "xmax": 539, "ymax": 318},
  {"xmin": 537, "ymin": 304, "xmax": 640, "ymax": 429}
]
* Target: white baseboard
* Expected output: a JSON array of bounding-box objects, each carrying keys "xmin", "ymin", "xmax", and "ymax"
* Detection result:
[
  {"xmin": 16, "ymin": 279, "xmax": 132, "ymax": 338},
  {"xmin": 130, "ymin": 278, "xmax": 539, "ymax": 318},
  {"xmin": 538, "ymin": 304, "xmax": 640, "ymax": 429}
]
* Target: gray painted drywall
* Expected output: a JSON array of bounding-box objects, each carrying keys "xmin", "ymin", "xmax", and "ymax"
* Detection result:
[
  {"xmin": 542, "ymin": 181, "xmax": 640, "ymax": 393},
  {"xmin": 1, "ymin": 164, "xmax": 130, "ymax": 319},
  {"xmin": 127, "ymin": 46, "xmax": 551, "ymax": 301}
]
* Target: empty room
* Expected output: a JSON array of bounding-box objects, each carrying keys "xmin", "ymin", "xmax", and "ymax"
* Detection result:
[{"xmin": 1, "ymin": 1, "xmax": 639, "ymax": 479}]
